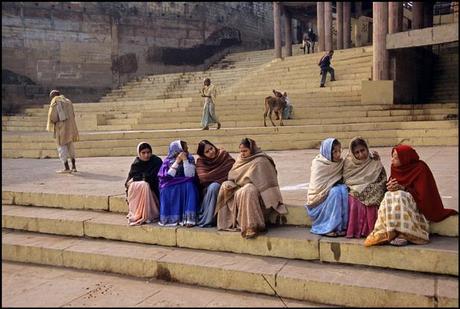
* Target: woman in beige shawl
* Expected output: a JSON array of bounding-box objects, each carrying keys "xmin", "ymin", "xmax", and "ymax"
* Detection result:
[
  {"xmin": 305, "ymin": 137, "xmax": 348, "ymax": 236},
  {"xmin": 200, "ymin": 78, "xmax": 221, "ymax": 130},
  {"xmin": 343, "ymin": 137, "xmax": 387, "ymax": 238},
  {"xmin": 46, "ymin": 90, "xmax": 79, "ymax": 173},
  {"xmin": 215, "ymin": 138, "xmax": 287, "ymax": 239}
]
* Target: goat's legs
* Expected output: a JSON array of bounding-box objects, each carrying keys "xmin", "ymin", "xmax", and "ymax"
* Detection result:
[{"xmin": 269, "ymin": 110, "xmax": 276, "ymax": 127}]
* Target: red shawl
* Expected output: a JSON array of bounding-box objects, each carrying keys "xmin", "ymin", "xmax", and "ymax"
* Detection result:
[
  {"xmin": 391, "ymin": 145, "xmax": 457, "ymax": 222},
  {"xmin": 196, "ymin": 149, "xmax": 235, "ymax": 189}
]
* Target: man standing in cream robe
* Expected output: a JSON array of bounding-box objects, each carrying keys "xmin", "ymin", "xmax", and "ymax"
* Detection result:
[
  {"xmin": 46, "ymin": 90, "xmax": 80, "ymax": 173},
  {"xmin": 199, "ymin": 78, "xmax": 221, "ymax": 130}
]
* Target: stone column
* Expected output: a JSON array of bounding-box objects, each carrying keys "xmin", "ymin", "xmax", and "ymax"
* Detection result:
[
  {"xmin": 355, "ymin": 1, "xmax": 362, "ymax": 18},
  {"xmin": 111, "ymin": 17, "xmax": 120, "ymax": 88},
  {"xmin": 453, "ymin": 1, "xmax": 459, "ymax": 23},
  {"xmin": 324, "ymin": 2, "xmax": 333, "ymax": 51},
  {"xmin": 343, "ymin": 2, "xmax": 351, "ymax": 48},
  {"xmin": 317, "ymin": 2, "xmax": 325, "ymax": 52},
  {"xmin": 336, "ymin": 2, "xmax": 343, "ymax": 50},
  {"xmin": 412, "ymin": 2, "xmax": 424, "ymax": 29},
  {"xmin": 423, "ymin": 1, "xmax": 433, "ymax": 28},
  {"xmin": 388, "ymin": 2, "xmax": 403, "ymax": 33},
  {"xmin": 373, "ymin": 2, "xmax": 389, "ymax": 80},
  {"xmin": 284, "ymin": 6, "xmax": 293, "ymax": 57},
  {"xmin": 273, "ymin": 2, "xmax": 282, "ymax": 59}
]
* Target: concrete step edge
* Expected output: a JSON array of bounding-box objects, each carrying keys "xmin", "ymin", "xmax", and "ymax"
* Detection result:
[{"xmin": 2, "ymin": 230, "xmax": 457, "ymax": 307}]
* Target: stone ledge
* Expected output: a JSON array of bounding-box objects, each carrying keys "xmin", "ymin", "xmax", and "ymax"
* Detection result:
[
  {"xmin": 3, "ymin": 190, "xmax": 458, "ymax": 237},
  {"xmin": 2, "ymin": 205, "xmax": 458, "ymax": 275},
  {"xmin": 2, "ymin": 230, "xmax": 457, "ymax": 307}
]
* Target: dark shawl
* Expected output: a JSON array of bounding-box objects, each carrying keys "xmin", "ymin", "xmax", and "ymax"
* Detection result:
[{"xmin": 125, "ymin": 155, "xmax": 163, "ymax": 198}]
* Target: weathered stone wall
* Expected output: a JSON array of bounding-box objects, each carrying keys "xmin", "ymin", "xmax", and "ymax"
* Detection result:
[{"xmin": 2, "ymin": 2, "xmax": 274, "ymax": 113}]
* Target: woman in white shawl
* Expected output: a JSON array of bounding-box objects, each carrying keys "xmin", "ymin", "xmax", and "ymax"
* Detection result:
[
  {"xmin": 343, "ymin": 137, "xmax": 387, "ymax": 238},
  {"xmin": 305, "ymin": 137, "xmax": 348, "ymax": 236}
]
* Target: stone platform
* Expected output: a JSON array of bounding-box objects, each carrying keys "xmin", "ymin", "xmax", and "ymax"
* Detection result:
[{"xmin": 2, "ymin": 147, "xmax": 458, "ymax": 307}]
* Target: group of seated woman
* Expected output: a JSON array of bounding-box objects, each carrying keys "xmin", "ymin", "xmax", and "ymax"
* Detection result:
[
  {"xmin": 306, "ymin": 137, "xmax": 457, "ymax": 246},
  {"xmin": 125, "ymin": 137, "xmax": 286, "ymax": 239},
  {"xmin": 125, "ymin": 136, "xmax": 457, "ymax": 245}
]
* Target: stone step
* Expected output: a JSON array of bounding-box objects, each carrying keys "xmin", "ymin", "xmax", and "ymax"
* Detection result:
[
  {"xmin": 5, "ymin": 115, "xmax": 453, "ymax": 133},
  {"xmin": 2, "ymin": 127, "xmax": 458, "ymax": 159},
  {"xmin": 2, "ymin": 204, "xmax": 458, "ymax": 276},
  {"xmin": 6, "ymin": 107, "xmax": 455, "ymax": 129},
  {"xmin": 2, "ymin": 120, "xmax": 458, "ymax": 143},
  {"xmin": 2, "ymin": 178, "xmax": 458, "ymax": 237},
  {"xmin": 2, "ymin": 230, "xmax": 457, "ymax": 307},
  {"xmin": 2, "ymin": 262, "xmax": 327, "ymax": 308}
]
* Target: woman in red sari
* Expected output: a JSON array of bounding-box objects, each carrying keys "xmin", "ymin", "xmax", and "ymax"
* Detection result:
[{"xmin": 365, "ymin": 144, "xmax": 457, "ymax": 246}]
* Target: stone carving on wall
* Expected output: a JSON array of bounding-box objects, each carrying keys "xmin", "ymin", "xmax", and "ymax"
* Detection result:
[
  {"xmin": 112, "ymin": 53, "xmax": 138, "ymax": 74},
  {"xmin": 146, "ymin": 26, "xmax": 242, "ymax": 66}
]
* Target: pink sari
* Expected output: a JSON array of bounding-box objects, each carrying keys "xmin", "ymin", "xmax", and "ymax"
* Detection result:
[
  {"xmin": 127, "ymin": 181, "xmax": 160, "ymax": 225},
  {"xmin": 346, "ymin": 195, "xmax": 378, "ymax": 238}
]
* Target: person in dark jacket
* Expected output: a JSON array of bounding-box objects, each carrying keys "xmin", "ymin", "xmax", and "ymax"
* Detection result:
[{"xmin": 318, "ymin": 50, "xmax": 336, "ymax": 87}]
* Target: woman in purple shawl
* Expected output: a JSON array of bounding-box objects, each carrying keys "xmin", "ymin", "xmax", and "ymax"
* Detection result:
[{"xmin": 158, "ymin": 140, "xmax": 199, "ymax": 226}]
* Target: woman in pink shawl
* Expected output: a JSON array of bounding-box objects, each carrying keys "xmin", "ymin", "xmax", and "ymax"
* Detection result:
[{"xmin": 125, "ymin": 142, "xmax": 163, "ymax": 225}]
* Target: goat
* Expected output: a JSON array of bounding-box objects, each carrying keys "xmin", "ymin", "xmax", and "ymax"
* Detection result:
[{"xmin": 263, "ymin": 89, "xmax": 287, "ymax": 127}]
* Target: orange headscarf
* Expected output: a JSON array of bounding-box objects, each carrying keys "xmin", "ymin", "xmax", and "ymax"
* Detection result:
[{"xmin": 390, "ymin": 145, "xmax": 457, "ymax": 222}]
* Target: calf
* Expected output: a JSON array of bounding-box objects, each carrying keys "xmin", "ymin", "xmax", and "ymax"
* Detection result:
[{"xmin": 263, "ymin": 89, "xmax": 287, "ymax": 127}]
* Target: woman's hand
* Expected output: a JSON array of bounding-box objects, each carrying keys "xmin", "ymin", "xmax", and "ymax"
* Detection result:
[
  {"xmin": 371, "ymin": 150, "xmax": 380, "ymax": 161},
  {"xmin": 386, "ymin": 177, "xmax": 405, "ymax": 191},
  {"xmin": 177, "ymin": 152, "xmax": 188, "ymax": 162}
]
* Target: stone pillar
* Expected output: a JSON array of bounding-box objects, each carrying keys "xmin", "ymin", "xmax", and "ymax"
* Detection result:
[
  {"xmin": 317, "ymin": 2, "xmax": 325, "ymax": 52},
  {"xmin": 343, "ymin": 2, "xmax": 351, "ymax": 48},
  {"xmin": 388, "ymin": 2, "xmax": 403, "ymax": 33},
  {"xmin": 453, "ymin": 1, "xmax": 459, "ymax": 23},
  {"xmin": 324, "ymin": 2, "xmax": 333, "ymax": 51},
  {"xmin": 273, "ymin": 2, "xmax": 282, "ymax": 59},
  {"xmin": 111, "ymin": 17, "xmax": 120, "ymax": 88},
  {"xmin": 423, "ymin": 1, "xmax": 433, "ymax": 28},
  {"xmin": 412, "ymin": 2, "xmax": 424, "ymax": 29},
  {"xmin": 284, "ymin": 6, "xmax": 293, "ymax": 57},
  {"xmin": 373, "ymin": 2, "xmax": 389, "ymax": 80},
  {"xmin": 336, "ymin": 2, "xmax": 343, "ymax": 50},
  {"xmin": 355, "ymin": 2, "xmax": 362, "ymax": 18}
]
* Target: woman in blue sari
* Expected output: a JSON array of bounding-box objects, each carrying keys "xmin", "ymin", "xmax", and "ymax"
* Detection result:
[
  {"xmin": 305, "ymin": 137, "xmax": 348, "ymax": 236},
  {"xmin": 158, "ymin": 140, "xmax": 199, "ymax": 226}
]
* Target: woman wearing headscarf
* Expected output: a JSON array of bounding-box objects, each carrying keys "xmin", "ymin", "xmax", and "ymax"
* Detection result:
[
  {"xmin": 305, "ymin": 137, "xmax": 348, "ymax": 236},
  {"xmin": 125, "ymin": 142, "xmax": 163, "ymax": 226},
  {"xmin": 343, "ymin": 137, "xmax": 387, "ymax": 238},
  {"xmin": 216, "ymin": 138, "xmax": 287, "ymax": 239},
  {"xmin": 195, "ymin": 140, "xmax": 235, "ymax": 227},
  {"xmin": 158, "ymin": 140, "xmax": 199, "ymax": 226},
  {"xmin": 365, "ymin": 144, "xmax": 457, "ymax": 246}
]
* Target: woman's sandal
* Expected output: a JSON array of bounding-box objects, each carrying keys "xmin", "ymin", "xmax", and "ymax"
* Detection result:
[
  {"xmin": 325, "ymin": 232, "xmax": 338, "ymax": 237},
  {"xmin": 244, "ymin": 228, "xmax": 258, "ymax": 239},
  {"xmin": 389, "ymin": 237, "xmax": 408, "ymax": 246}
]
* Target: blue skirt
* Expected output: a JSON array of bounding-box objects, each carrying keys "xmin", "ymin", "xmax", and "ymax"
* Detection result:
[
  {"xmin": 197, "ymin": 182, "xmax": 220, "ymax": 227},
  {"xmin": 159, "ymin": 181, "xmax": 199, "ymax": 226},
  {"xmin": 305, "ymin": 184, "xmax": 348, "ymax": 235}
]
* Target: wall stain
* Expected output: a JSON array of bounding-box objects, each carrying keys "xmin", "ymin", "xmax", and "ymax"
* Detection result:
[
  {"xmin": 330, "ymin": 243, "xmax": 341, "ymax": 261},
  {"xmin": 156, "ymin": 264, "xmax": 176, "ymax": 282},
  {"xmin": 266, "ymin": 239, "xmax": 272, "ymax": 251}
]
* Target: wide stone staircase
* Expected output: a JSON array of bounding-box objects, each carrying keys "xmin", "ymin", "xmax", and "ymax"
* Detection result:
[
  {"xmin": 2, "ymin": 188, "xmax": 458, "ymax": 307},
  {"xmin": 2, "ymin": 44, "xmax": 458, "ymax": 306},
  {"xmin": 2, "ymin": 45, "xmax": 458, "ymax": 159}
]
